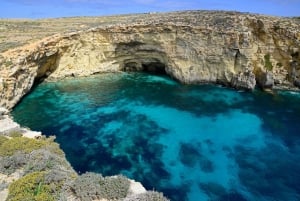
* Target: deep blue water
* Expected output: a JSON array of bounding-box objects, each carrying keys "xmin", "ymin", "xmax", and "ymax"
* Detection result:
[{"xmin": 12, "ymin": 72, "xmax": 300, "ymax": 201}]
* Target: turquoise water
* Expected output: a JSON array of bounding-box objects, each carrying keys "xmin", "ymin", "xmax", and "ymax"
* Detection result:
[{"xmin": 12, "ymin": 72, "xmax": 300, "ymax": 201}]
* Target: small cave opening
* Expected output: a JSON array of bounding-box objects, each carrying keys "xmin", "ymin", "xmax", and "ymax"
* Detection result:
[
  {"xmin": 123, "ymin": 59, "xmax": 167, "ymax": 75},
  {"xmin": 142, "ymin": 61, "xmax": 166, "ymax": 75},
  {"xmin": 116, "ymin": 41, "xmax": 169, "ymax": 76}
]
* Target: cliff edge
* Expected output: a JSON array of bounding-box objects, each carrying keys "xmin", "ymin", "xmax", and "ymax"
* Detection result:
[
  {"xmin": 0, "ymin": 10, "xmax": 300, "ymax": 109},
  {"xmin": 0, "ymin": 107, "xmax": 168, "ymax": 201}
]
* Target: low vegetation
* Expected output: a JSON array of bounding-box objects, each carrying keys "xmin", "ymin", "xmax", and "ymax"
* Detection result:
[
  {"xmin": 7, "ymin": 130, "xmax": 23, "ymax": 138},
  {"xmin": 124, "ymin": 191, "xmax": 170, "ymax": 201},
  {"xmin": 7, "ymin": 171, "xmax": 56, "ymax": 201},
  {"xmin": 0, "ymin": 134, "xmax": 169, "ymax": 200},
  {"xmin": 264, "ymin": 53, "xmax": 273, "ymax": 71},
  {"xmin": 69, "ymin": 172, "xmax": 130, "ymax": 201},
  {"xmin": 0, "ymin": 136, "xmax": 62, "ymax": 157}
]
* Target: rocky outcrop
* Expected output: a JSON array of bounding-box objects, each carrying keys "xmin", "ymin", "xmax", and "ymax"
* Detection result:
[
  {"xmin": 0, "ymin": 107, "xmax": 41, "ymax": 138},
  {"xmin": 231, "ymin": 70, "xmax": 256, "ymax": 90},
  {"xmin": 0, "ymin": 10, "xmax": 300, "ymax": 109}
]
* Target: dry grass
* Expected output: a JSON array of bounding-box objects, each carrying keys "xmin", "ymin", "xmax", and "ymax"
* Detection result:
[
  {"xmin": 0, "ymin": 11, "xmax": 298, "ymax": 53},
  {"xmin": 0, "ymin": 14, "xmax": 144, "ymax": 52}
]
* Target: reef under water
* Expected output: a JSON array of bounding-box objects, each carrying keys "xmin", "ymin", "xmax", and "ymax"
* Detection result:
[{"xmin": 12, "ymin": 72, "xmax": 300, "ymax": 201}]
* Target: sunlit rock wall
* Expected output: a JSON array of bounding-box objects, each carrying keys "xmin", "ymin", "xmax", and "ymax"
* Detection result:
[{"xmin": 0, "ymin": 11, "xmax": 300, "ymax": 109}]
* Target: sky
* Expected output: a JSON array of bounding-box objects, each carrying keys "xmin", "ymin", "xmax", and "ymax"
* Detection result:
[{"xmin": 0, "ymin": 0, "xmax": 299, "ymax": 19}]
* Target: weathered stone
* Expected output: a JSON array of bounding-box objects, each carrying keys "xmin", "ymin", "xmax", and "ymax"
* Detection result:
[
  {"xmin": 0, "ymin": 116, "xmax": 20, "ymax": 134},
  {"xmin": 21, "ymin": 129, "xmax": 42, "ymax": 139},
  {"xmin": 0, "ymin": 107, "xmax": 8, "ymax": 116},
  {"xmin": 231, "ymin": 71, "xmax": 256, "ymax": 90}
]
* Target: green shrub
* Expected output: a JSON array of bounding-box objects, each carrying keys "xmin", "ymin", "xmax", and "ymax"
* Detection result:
[
  {"xmin": 0, "ymin": 152, "xmax": 28, "ymax": 174},
  {"xmin": 0, "ymin": 136, "xmax": 70, "ymax": 176},
  {"xmin": 44, "ymin": 169, "xmax": 74, "ymax": 197},
  {"xmin": 124, "ymin": 191, "xmax": 170, "ymax": 201},
  {"xmin": 24, "ymin": 149, "xmax": 69, "ymax": 174},
  {"xmin": 7, "ymin": 170, "xmax": 70, "ymax": 201},
  {"xmin": 0, "ymin": 136, "xmax": 64, "ymax": 157},
  {"xmin": 4, "ymin": 59, "xmax": 13, "ymax": 67},
  {"xmin": 264, "ymin": 54, "xmax": 273, "ymax": 71},
  {"xmin": 7, "ymin": 171, "xmax": 55, "ymax": 201},
  {"xmin": 71, "ymin": 173, "xmax": 130, "ymax": 201},
  {"xmin": 101, "ymin": 175, "xmax": 130, "ymax": 199},
  {"xmin": 71, "ymin": 172, "xmax": 103, "ymax": 201},
  {"xmin": 0, "ymin": 137, "xmax": 48, "ymax": 156},
  {"xmin": 0, "ymin": 135, "xmax": 8, "ymax": 146}
]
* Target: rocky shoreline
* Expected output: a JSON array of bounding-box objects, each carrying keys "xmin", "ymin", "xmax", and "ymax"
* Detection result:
[
  {"xmin": 0, "ymin": 107, "xmax": 42, "ymax": 139},
  {"xmin": 0, "ymin": 107, "xmax": 170, "ymax": 201}
]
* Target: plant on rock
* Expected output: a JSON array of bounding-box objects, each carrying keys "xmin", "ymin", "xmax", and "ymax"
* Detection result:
[
  {"xmin": 0, "ymin": 136, "xmax": 64, "ymax": 157},
  {"xmin": 264, "ymin": 54, "xmax": 273, "ymax": 71},
  {"xmin": 7, "ymin": 171, "xmax": 55, "ymax": 201},
  {"xmin": 70, "ymin": 172, "xmax": 130, "ymax": 201}
]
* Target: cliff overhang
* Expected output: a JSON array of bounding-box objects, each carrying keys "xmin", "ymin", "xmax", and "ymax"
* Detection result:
[{"xmin": 0, "ymin": 10, "xmax": 300, "ymax": 110}]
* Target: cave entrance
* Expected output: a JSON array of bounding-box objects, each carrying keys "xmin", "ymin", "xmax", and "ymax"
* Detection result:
[
  {"xmin": 116, "ymin": 42, "xmax": 168, "ymax": 76},
  {"xmin": 123, "ymin": 59, "xmax": 167, "ymax": 75},
  {"xmin": 142, "ymin": 61, "xmax": 166, "ymax": 75}
]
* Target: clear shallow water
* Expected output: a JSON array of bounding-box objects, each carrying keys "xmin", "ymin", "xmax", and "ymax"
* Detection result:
[{"xmin": 12, "ymin": 72, "xmax": 300, "ymax": 201}]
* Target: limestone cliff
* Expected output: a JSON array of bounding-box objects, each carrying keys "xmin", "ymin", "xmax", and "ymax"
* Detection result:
[{"xmin": 0, "ymin": 10, "xmax": 300, "ymax": 109}]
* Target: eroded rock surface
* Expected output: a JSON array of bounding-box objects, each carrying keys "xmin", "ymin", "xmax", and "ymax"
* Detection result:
[{"xmin": 0, "ymin": 10, "xmax": 300, "ymax": 109}]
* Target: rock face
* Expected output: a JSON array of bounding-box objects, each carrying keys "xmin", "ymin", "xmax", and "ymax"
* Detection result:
[
  {"xmin": 231, "ymin": 70, "xmax": 256, "ymax": 90},
  {"xmin": 0, "ymin": 10, "xmax": 300, "ymax": 109}
]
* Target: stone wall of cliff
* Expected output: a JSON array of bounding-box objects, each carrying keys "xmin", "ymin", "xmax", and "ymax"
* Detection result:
[{"xmin": 0, "ymin": 11, "xmax": 300, "ymax": 109}]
